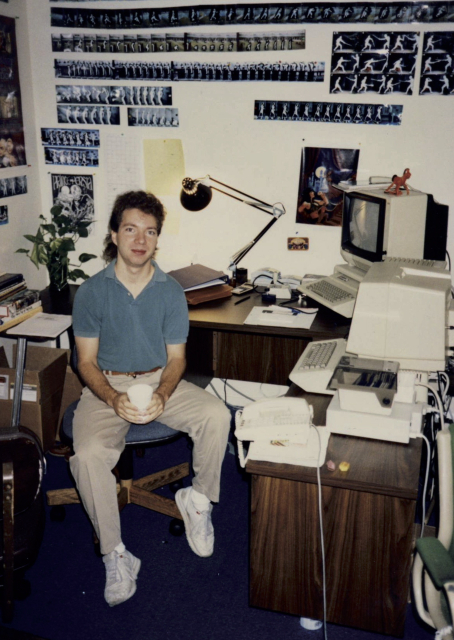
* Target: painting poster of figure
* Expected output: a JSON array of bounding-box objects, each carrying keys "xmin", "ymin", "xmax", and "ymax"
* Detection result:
[
  {"xmin": 0, "ymin": 15, "xmax": 26, "ymax": 168},
  {"xmin": 51, "ymin": 173, "xmax": 95, "ymax": 228},
  {"xmin": 296, "ymin": 147, "xmax": 359, "ymax": 226}
]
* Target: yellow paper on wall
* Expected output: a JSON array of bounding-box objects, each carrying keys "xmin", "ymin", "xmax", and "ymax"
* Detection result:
[
  {"xmin": 144, "ymin": 139, "xmax": 185, "ymax": 235},
  {"xmin": 143, "ymin": 139, "xmax": 185, "ymax": 197}
]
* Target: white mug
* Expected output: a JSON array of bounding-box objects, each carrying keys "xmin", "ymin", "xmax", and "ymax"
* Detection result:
[{"xmin": 127, "ymin": 384, "xmax": 153, "ymax": 410}]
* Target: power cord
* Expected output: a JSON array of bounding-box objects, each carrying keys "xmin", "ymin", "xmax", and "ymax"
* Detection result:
[{"xmin": 415, "ymin": 432, "xmax": 431, "ymax": 538}]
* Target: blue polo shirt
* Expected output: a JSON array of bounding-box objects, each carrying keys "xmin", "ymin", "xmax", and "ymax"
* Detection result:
[{"xmin": 72, "ymin": 260, "xmax": 189, "ymax": 372}]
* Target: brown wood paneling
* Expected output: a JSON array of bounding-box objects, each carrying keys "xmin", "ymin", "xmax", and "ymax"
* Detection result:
[
  {"xmin": 250, "ymin": 474, "xmax": 415, "ymax": 636},
  {"xmin": 214, "ymin": 332, "xmax": 310, "ymax": 384}
]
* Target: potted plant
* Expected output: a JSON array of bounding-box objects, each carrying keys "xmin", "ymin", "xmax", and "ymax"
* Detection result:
[{"xmin": 16, "ymin": 205, "xmax": 97, "ymax": 291}]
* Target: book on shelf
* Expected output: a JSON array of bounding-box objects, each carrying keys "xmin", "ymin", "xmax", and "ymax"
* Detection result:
[
  {"xmin": 167, "ymin": 264, "xmax": 229, "ymax": 291},
  {"xmin": 0, "ymin": 289, "xmax": 40, "ymax": 317},
  {"xmin": 0, "ymin": 305, "xmax": 43, "ymax": 333},
  {"xmin": 0, "ymin": 272, "xmax": 24, "ymax": 291},
  {"xmin": 0, "ymin": 280, "xmax": 27, "ymax": 302},
  {"xmin": 0, "ymin": 299, "xmax": 42, "ymax": 320}
]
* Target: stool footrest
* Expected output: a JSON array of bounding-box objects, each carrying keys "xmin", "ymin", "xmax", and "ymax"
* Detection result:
[
  {"xmin": 133, "ymin": 462, "xmax": 190, "ymax": 492},
  {"xmin": 129, "ymin": 486, "xmax": 182, "ymax": 519},
  {"xmin": 47, "ymin": 487, "xmax": 80, "ymax": 506}
]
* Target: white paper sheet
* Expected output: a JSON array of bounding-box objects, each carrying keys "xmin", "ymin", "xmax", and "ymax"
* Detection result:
[{"xmin": 243, "ymin": 305, "xmax": 317, "ymax": 329}]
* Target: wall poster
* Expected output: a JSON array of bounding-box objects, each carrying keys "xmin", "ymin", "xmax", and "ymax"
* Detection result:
[
  {"xmin": 296, "ymin": 147, "xmax": 359, "ymax": 226},
  {"xmin": 51, "ymin": 173, "xmax": 95, "ymax": 228},
  {"xmin": 0, "ymin": 15, "xmax": 26, "ymax": 168}
]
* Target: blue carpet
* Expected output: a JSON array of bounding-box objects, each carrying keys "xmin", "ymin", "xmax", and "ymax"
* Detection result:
[{"xmin": 1, "ymin": 434, "xmax": 436, "ymax": 640}]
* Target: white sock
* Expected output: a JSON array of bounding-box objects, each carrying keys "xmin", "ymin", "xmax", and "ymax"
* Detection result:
[
  {"xmin": 114, "ymin": 542, "xmax": 126, "ymax": 554},
  {"xmin": 191, "ymin": 488, "xmax": 210, "ymax": 506}
]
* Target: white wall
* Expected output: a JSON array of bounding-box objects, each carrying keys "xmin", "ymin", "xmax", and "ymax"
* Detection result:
[{"xmin": 7, "ymin": 1, "xmax": 454, "ymax": 285}]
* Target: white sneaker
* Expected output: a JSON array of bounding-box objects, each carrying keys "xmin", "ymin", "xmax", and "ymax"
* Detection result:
[
  {"xmin": 103, "ymin": 549, "xmax": 141, "ymax": 607},
  {"xmin": 175, "ymin": 487, "xmax": 214, "ymax": 558}
]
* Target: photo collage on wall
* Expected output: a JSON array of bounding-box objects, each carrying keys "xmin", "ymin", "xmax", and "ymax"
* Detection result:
[
  {"xmin": 56, "ymin": 85, "xmax": 173, "ymax": 106},
  {"xmin": 330, "ymin": 31, "xmax": 419, "ymax": 94},
  {"xmin": 420, "ymin": 31, "xmax": 454, "ymax": 94},
  {"xmin": 296, "ymin": 147, "xmax": 360, "ymax": 226},
  {"xmin": 49, "ymin": 4, "xmax": 454, "ymax": 27},
  {"xmin": 255, "ymin": 100, "xmax": 402, "ymax": 125},
  {"xmin": 51, "ymin": 31, "xmax": 306, "ymax": 54},
  {"xmin": 0, "ymin": 206, "xmax": 7, "ymax": 225},
  {"xmin": 55, "ymin": 84, "xmax": 175, "ymax": 128},
  {"xmin": 0, "ymin": 174, "xmax": 26, "ymax": 198},
  {"xmin": 52, "ymin": 174, "xmax": 95, "ymax": 228},
  {"xmin": 42, "ymin": 128, "xmax": 100, "ymax": 167},
  {"xmin": 0, "ymin": 16, "xmax": 26, "ymax": 169},
  {"xmin": 54, "ymin": 59, "xmax": 325, "ymax": 83}
]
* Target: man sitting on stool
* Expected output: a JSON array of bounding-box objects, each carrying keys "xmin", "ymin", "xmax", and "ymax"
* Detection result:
[{"xmin": 70, "ymin": 190, "xmax": 231, "ymax": 606}]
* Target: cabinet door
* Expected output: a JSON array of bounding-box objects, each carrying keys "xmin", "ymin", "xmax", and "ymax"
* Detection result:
[{"xmin": 214, "ymin": 332, "xmax": 310, "ymax": 385}]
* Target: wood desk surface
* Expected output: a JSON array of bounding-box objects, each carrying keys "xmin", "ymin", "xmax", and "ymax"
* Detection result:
[
  {"xmin": 246, "ymin": 387, "xmax": 423, "ymax": 501},
  {"xmin": 188, "ymin": 292, "xmax": 350, "ymax": 339}
]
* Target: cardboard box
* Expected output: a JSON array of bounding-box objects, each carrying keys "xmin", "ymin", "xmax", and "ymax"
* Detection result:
[
  {"xmin": 0, "ymin": 345, "xmax": 67, "ymax": 452},
  {"xmin": 57, "ymin": 349, "xmax": 83, "ymax": 436}
]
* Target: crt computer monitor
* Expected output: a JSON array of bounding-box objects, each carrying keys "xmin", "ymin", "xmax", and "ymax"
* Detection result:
[{"xmin": 340, "ymin": 189, "xmax": 449, "ymax": 271}]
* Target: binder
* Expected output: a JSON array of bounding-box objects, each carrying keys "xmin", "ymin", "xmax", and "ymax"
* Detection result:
[
  {"xmin": 167, "ymin": 264, "xmax": 229, "ymax": 291},
  {"xmin": 184, "ymin": 284, "xmax": 233, "ymax": 305}
]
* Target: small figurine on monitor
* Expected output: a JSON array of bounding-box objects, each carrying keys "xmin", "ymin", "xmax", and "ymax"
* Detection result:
[{"xmin": 385, "ymin": 168, "xmax": 411, "ymax": 196}]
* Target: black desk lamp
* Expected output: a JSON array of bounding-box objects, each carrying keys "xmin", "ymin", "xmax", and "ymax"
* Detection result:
[{"xmin": 180, "ymin": 175, "xmax": 286, "ymax": 279}]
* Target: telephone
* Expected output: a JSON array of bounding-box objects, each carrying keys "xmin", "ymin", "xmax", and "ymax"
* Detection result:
[
  {"xmin": 250, "ymin": 267, "xmax": 281, "ymax": 287},
  {"xmin": 234, "ymin": 397, "xmax": 315, "ymax": 468}
]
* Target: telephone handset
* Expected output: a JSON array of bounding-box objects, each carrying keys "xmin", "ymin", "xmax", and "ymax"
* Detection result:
[{"xmin": 234, "ymin": 397, "xmax": 314, "ymax": 468}]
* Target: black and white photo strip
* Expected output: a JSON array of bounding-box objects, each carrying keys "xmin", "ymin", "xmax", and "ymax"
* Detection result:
[
  {"xmin": 57, "ymin": 104, "xmax": 120, "ymax": 125},
  {"xmin": 420, "ymin": 31, "xmax": 454, "ymax": 94},
  {"xmin": 128, "ymin": 107, "xmax": 179, "ymax": 127},
  {"xmin": 51, "ymin": 31, "xmax": 306, "ymax": 54},
  {"xmin": 56, "ymin": 85, "xmax": 172, "ymax": 107},
  {"xmin": 44, "ymin": 147, "xmax": 99, "ymax": 167},
  {"xmin": 54, "ymin": 59, "xmax": 325, "ymax": 82},
  {"xmin": 255, "ymin": 100, "xmax": 403, "ymax": 125},
  {"xmin": 0, "ymin": 175, "xmax": 27, "ymax": 198},
  {"xmin": 41, "ymin": 128, "xmax": 100, "ymax": 148},
  {"xmin": 0, "ymin": 206, "xmax": 7, "ymax": 226},
  {"xmin": 330, "ymin": 31, "xmax": 419, "ymax": 94},
  {"xmin": 49, "ymin": 4, "xmax": 454, "ymax": 28}
]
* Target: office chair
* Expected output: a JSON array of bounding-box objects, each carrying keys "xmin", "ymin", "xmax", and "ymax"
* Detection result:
[
  {"xmin": 47, "ymin": 351, "xmax": 190, "ymax": 537},
  {"xmin": 412, "ymin": 424, "xmax": 454, "ymax": 640}
]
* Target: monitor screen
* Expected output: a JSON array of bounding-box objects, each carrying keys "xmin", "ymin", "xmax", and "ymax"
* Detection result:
[
  {"xmin": 342, "ymin": 192, "xmax": 385, "ymax": 265},
  {"xmin": 349, "ymin": 197, "xmax": 381, "ymax": 254}
]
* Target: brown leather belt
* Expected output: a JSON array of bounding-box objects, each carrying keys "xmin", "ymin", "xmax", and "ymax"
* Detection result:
[{"xmin": 103, "ymin": 367, "xmax": 161, "ymax": 379}]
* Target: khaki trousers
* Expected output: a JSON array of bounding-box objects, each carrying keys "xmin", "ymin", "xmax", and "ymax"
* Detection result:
[{"xmin": 69, "ymin": 370, "xmax": 231, "ymax": 554}]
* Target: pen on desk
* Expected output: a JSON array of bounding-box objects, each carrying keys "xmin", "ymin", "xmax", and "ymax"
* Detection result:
[{"xmin": 234, "ymin": 296, "xmax": 251, "ymax": 305}]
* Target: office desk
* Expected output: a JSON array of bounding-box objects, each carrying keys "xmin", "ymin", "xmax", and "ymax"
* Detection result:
[
  {"xmin": 187, "ymin": 293, "xmax": 349, "ymax": 385},
  {"xmin": 246, "ymin": 387, "xmax": 422, "ymax": 637}
]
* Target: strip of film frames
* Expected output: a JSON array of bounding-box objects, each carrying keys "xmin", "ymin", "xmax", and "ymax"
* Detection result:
[
  {"xmin": 52, "ymin": 31, "xmax": 306, "ymax": 54},
  {"xmin": 255, "ymin": 100, "xmax": 403, "ymax": 125},
  {"xmin": 49, "ymin": 3, "xmax": 454, "ymax": 27}
]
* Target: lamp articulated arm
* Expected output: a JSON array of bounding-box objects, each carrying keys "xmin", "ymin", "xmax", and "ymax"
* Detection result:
[{"xmin": 180, "ymin": 175, "xmax": 286, "ymax": 275}]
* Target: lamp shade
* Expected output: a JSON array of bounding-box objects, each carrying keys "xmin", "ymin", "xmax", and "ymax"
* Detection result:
[{"xmin": 180, "ymin": 177, "xmax": 213, "ymax": 211}]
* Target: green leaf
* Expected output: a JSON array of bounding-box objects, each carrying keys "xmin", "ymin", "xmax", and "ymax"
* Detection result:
[
  {"xmin": 50, "ymin": 205, "xmax": 63, "ymax": 217},
  {"xmin": 15, "ymin": 248, "xmax": 29, "ymax": 254},
  {"xmin": 59, "ymin": 237, "xmax": 76, "ymax": 253},
  {"xmin": 78, "ymin": 253, "xmax": 97, "ymax": 263},
  {"xmin": 23, "ymin": 233, "xmax": 42, "ymax": 244},
  {"xmin": 29, "ymin": 243, "xmax": 47, "ymax": 268},
  {"xmin": 77, "ymin": 226, "xmax": 89, "ymax": 238},
  {"xmin": 41, "ymin": 224, "xmax": 57, "ymax": 235},
  {"xmin": 77, "ymin": 221, "xmax": 93, "ymax": 228},
  {"xmin": 69, "ymin": 268, "xmax": 88, "ymax": 280}
]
